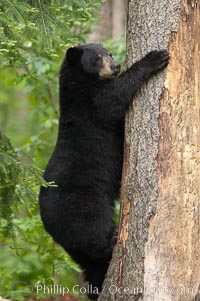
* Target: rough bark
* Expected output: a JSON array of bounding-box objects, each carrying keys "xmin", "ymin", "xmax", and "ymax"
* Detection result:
[{"xmin": 99, "ymin": 1, "xmax": 200, "ymax": 301}]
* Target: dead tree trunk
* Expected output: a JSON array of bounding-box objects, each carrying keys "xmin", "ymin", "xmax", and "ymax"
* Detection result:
[{"xmin": 99, "ymin": 1, "xmax": 200, "ymax": 301}]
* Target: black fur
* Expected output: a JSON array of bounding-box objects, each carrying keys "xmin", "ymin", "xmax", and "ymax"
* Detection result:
[{"xmin": 39, "ymin": 44, "xmax": 169, "ymax": 300}]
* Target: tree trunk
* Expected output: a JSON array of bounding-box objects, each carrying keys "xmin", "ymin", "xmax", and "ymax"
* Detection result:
[
  {"xmin": 111, "ymin": 0, "xmax": 126, "ymax": 38},
  {"xmin": 87, "ymin": 0, "xmax": 126, "ymax": 43},
  {"xmin": 87, "ymin": 0, "xmax": 112, "ymax": 43},
  {"xmin": 99, "ymin": 1, "xmax": 200, "ymax": 301}
]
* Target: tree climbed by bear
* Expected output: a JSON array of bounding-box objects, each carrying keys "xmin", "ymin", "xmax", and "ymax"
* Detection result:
[{"xmin": 39, "ymin": 43, "xmax": 169, "ymax": 300}]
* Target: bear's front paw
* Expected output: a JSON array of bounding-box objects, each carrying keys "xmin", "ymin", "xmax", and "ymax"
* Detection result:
[{"xmin": 142, "ymin": 49, "xmax": 169, "ymax": 73}]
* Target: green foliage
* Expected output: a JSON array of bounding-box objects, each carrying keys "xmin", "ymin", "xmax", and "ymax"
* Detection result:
[
  {"xmin": 0, "ymin": 0, "xmax": 104, "ymax": 67},
  {"xmin": 0, "ymin": 131, "xmax": 55, "ymax": 236},
  {"xmin": 0, "ymin": 212, "xmax": 80, "ymax": 299},
  {"xmin": 0, "ymin": 133, "xmax": 18, "ymax": 236}
]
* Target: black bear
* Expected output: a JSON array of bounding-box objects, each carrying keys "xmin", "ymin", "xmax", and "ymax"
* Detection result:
[{"xmin": 39, "ymin": 43, "xmax": 169, "ymax": 300}]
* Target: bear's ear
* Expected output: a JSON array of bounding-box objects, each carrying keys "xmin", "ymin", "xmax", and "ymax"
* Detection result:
[{"xmin": 66, "ymin": 47, "xmax": 83, "ymax": 66}]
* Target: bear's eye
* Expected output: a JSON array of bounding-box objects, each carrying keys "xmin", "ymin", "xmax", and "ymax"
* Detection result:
[
  {"xmin": 91, "ymin": 56, "xmax": 101, "ymax": 67},
  {"xmin": 93, "ymin": 55, "xmax": 102, "ymax": 63},
  {"xmin": 108, "ymin": 52, "xmax": 113, "ymax": 58}
]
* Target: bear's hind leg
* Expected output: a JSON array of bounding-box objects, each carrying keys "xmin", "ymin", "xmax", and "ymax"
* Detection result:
[
  {"xmin": 84, "ymin": 258, "xmax": 110, "ymax": 300},
  {"xmin": 68, "ymin": 250, "xmax": 110, "ymax": 300}
]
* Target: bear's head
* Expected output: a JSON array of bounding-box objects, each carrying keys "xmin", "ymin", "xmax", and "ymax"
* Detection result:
[{"xmin": 64, "ymin": 43, "xmax": 121, "ymax": 80}]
